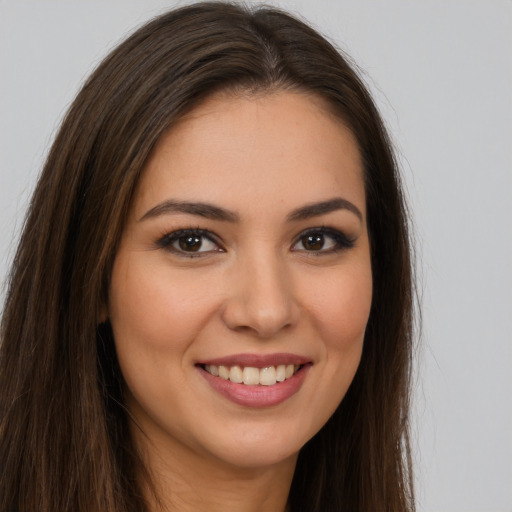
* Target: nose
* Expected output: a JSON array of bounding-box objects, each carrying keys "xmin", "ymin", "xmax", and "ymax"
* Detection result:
[{"xmin": 221, "ymin": 252, "xmax": 300, "ymax": 338}]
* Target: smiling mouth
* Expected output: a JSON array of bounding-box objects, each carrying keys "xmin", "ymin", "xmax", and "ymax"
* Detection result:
[{"xmin": 202, "ymin": 364, "xmax": 302, "ymax": 386}]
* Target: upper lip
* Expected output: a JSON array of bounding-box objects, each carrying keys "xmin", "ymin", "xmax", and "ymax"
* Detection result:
[{"xmin": 196, "ymin": 353, "xmax": 311, "ymax": 368}]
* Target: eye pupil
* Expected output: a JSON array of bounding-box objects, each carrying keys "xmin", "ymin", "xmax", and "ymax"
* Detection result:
[
  {"xmin": 303, "ymin": 234, "xmax": 324, "ymax": 250},
  {"xmin": 179, "ymin": 236, "xmax": 202, "ymax": 251}
]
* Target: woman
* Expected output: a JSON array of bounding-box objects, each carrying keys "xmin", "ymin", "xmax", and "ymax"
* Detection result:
[{"xmin": 0, "ymin": 2, "xmax": 416, "ymax": 511}]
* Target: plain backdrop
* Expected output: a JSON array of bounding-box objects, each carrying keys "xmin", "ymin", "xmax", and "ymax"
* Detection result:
[{"xmin": 1, "ymin": 1, "xmax": 511, "ymax": 511}]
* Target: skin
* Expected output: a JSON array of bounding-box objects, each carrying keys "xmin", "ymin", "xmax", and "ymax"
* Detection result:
[{"xmin": 108, "ymin": 91, "xmax": 373, "ymax": 512}]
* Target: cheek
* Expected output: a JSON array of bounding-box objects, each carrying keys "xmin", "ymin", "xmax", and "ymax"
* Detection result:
[
  {"xmin": 293, "ymin": 261, "xmax": 372, "ymax": 437},
  {"xmin": 109, "ymin": 256, "xmax": 219, "ymax": 353},
  {"xmin": 306, "ymin": 264, "xmax": 373, "ymax": 350},
  {"xmin": 107, "ymin": 256, "xmax": 219, "ymax": 417}
]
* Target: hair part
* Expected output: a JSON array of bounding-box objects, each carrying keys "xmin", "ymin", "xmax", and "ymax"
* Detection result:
[{"xmin": 0, "ymin": 3, "xmax": 416, "ymax": 511}]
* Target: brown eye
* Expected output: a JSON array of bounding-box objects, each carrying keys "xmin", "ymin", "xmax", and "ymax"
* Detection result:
[
  {"xmin": 291, "ymin": 228, "xmax": 355, "ymax": 253},
  {"xmin": 302, "ymin": 233, "xmax": 325, "ymax": 251},
  {"xmin": 157, "ymin": 229, "xmax": 222, "ymax": 256},
  {"xmin": 178, "ymin": 235, "xmax": 203, "ymax": 252}
]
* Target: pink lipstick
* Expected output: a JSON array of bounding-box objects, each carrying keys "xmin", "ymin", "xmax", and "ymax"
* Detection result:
[{"xmin": 196, "ymin": 353, "xmax": 311, "ymax": 408}]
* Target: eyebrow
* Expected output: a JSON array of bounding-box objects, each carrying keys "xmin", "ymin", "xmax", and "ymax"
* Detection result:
[
  {"xmin": 287, "ymin": 197, "xmax": 363, "ymax": 222},
  {"xmin": 139, "ymin": 197, "xmax": 362, "ymax": 223},
  {"xmin": 139, "ymin": 200, "xmax": 239, "ymax": 222}
]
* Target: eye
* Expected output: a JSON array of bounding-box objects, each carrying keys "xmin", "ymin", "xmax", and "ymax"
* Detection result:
[
  {"xmin": 291, "ymin": 228, "xmax": 354, "ymax": 253},
  {"xmin": 157, "ymin": 229, "xmax": 223, "ymax": 256}
]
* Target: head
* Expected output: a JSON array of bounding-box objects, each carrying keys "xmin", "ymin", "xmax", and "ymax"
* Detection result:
[{"xmin": 0, "ymin": 3, "xmax": 414, "ymax": 511}]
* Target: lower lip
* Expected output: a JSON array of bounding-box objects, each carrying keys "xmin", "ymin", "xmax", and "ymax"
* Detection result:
[{"xmin": 198, "ymin": 364, "xmax": 311, "ymax": 408}]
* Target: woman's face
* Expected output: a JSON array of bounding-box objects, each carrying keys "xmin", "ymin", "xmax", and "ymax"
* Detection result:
[{"xmin": 108, "ymin": 92, "xmax": 372, "ymax": 471}]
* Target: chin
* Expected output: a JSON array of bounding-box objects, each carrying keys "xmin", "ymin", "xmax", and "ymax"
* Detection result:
[
  {"xmin": 194, "ymin": 420, "xmax": 312, "ymax": 471},
  {"xmin": 212, "ymin": 442, "xmax": 299, "ymax": 471}
]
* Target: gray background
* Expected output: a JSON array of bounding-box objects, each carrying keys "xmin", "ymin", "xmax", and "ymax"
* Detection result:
[{"xmin": 1, "ymin": 1, "xmax": 511, "ymax": 510}]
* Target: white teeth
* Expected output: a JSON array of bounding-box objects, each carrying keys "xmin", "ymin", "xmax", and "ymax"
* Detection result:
[
  {"xmin": 260, "ymin": 366, "xmax": 277, "ymax": 386},
  {"xmin": 229, "ymin": 365, "xmax": 243, "ymax": 383},
  {"xmin": 206, "ymin": 364, "xmax": 219, "ymax": 377},
  {"xmin": 218, "ymin": 365, "xmax": 229, "ymax": 380},
  {"xmin": 242, "ymin": 366, "xmax": 260, "ymax": 386},
  {"xmin": 276, "ymin": 364, "xmax": 286, "ymax": 382},
  {"xmin": 204, "ymin": 363, "xmax": 302, "ymax": 385}
]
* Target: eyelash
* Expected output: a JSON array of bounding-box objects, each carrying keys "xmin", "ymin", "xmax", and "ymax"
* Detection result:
[
  {"xmin": 292, "ymin": 227, "xmax": 355, "ymax": 255},
  {"xmin": 156, "ymin": 228, "xmax": 224, "ymax": 258},
  {"xmin": 156, "ymin": 226, "xmax": 355, "ymax": 258}
]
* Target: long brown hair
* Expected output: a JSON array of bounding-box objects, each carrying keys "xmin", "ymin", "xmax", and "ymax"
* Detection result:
[{"xmin": 0, "ymin": 3, "xmax": 416, "ymax": 511}]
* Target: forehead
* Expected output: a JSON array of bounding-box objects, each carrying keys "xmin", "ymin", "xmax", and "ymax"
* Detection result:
[{"xmin": 134, "ymin": 91, "xmax": 365, "ymax": 219}]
